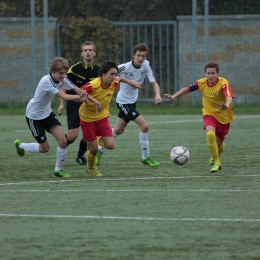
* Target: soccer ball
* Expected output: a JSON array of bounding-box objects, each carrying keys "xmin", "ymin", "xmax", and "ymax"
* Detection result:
[{"xmin": 170, "ymin": 146, "xmax": 190, "ymax": 165}]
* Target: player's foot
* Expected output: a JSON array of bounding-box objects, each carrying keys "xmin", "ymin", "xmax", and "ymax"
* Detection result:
[
  {"xmin": 210, "ymin": 163, "xmax": 221, "ymax": 173},
  {"xmin": 53, "ymin": 169, "xmax": 71, "ymax": 178},
  {"xmin": 76, "ymin": 156, "xmax": 87, "ymax": 165},
  {"xmin": 209, "ymin": 157, "xmax": 215, "ymax": 165},
  {"xmin": 86, "ymin": 166, "xmax": 102, "ymax": 177},
  {"xmin": 141, "ymin": 156, "xmax": 159, "ymax": 167},
  {"xmin": 95, "ymin": 150, "xmax": 103, "ymax": 165},
  {"xmin": 14, "ymin": 139, "xmax": 25, "ymax": 157}
]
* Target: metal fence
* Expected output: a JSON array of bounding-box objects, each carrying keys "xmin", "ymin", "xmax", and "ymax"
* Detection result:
[{"xmin": 109, "ymin": 21, "xmax": 178, "ymax": 101}]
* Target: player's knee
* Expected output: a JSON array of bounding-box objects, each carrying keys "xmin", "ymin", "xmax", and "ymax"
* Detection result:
[
  {"xmin": 59, "ymin": 137, "xmax": 67, "ymax": 149},
  {"xmin": 140, "ymin": 123, "xmax": 149, "ymax": 133},
  {"xmin": 65, "ymin": 134, "xmax": 76, "ymax": 146},
  {"xmin": 105, "ymin": 143, "xmax": 115, "ymax": 150},
  {"xmin": 39, "ymin": 145, "xmax": 50, "ymax": 153}
]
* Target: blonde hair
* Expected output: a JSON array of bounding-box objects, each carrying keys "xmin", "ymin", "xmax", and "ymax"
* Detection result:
[{"xmin": 49, "ymin": 57, "xmax": 69, "ymax": 72}]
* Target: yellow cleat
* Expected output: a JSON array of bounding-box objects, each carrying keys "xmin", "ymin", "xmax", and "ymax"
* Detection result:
[{"xmin": 86, "ymin": 166, "xmax": 102, "ymax": 177}]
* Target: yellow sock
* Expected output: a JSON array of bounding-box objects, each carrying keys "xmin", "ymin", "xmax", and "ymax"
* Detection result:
[
  {"xmin": 218, "ymin": 142, "xmax": 225, "ymax": 156},
  {"xmin": 97, "ymin": 136, "xmax": 104, "ymax": 147},
  {"xmin": 87, "ymin": 150, "xmax": 96, "ymax": 169},
  {"xmin": 207, "ymin": 131, "xmax": 220, "ymax": 164}
]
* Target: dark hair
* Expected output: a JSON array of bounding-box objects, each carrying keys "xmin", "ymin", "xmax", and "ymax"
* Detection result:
[
  {"xmin": 49, "ymin": 57, "xmax": 69, "ymax": 72},
  {"xmin": 205, "ymin": 60, "xmax": 219, "ymax": 73},
  {"xmin": 133, "ymin": 43, "xmax": 149, "ymax": 56},
  {"xmin": 81, "ymin": 41, "xmax": 96, "ymax": 52},
  {"xmin": 98, "ymin": 61, "xmax": 118, "ymax": 76}
]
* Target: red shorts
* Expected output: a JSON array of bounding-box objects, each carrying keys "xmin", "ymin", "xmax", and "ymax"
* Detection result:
[
  {"xmin": 80, "ymin": 118, "xmax": 113, "ymax": 142},
  {"xmin": 203, "ymin": 115, "xmax": 230, "ymax": 140}
]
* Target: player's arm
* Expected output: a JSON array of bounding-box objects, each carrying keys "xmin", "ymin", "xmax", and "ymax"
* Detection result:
[
  {"xmin": 58, "ymin": 88, "xmax": 67, "ymax": 116},
  {"xmin": 218, "ymin": 82, "xmax": 234, "ymax": 110},
  {"xmin": 56, "ymin": 90, "xmax": 88, "ymax": 103},
  {"xmin": 79, "ymin": 82, "xmax": 102, "ymax": 113},
  {"xmin": 151, "ymin": 81, "xmax": 162, "ymax": 105},
  {"xmin": 117, "ymin": 76, "xmax": 141, "ymax": 89},
  {"xmin": 165, "ymin": 87, "xmax": 190, "ymax": 101},
  {"xmin": 218, "ymin": 96, "xmax": 233, "ymax": 110},
  {"xmin": 87, "ymin": 94, "xmax": 102, "ymax": 113},
  {"xmin": 165, "ymin": 83, "xmax": 198, "ymax": 101}
]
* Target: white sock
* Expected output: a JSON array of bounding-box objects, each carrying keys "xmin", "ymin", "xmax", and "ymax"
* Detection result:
[
  {"xmin": 19, "ymin": 143, "xmax": 40, "ymax": 153},
  {"xmin": 55, "ymin": 146, "xmax": 67, "ymax": 172},
  {"xmin": 139, "ymin": 132, "xmax": 149, "ymax": 159}
]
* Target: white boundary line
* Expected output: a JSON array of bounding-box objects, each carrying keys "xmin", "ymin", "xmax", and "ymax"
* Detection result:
[
  {"xmin": 0, "ymin": 174, "xmax": 260, "ymax": 186},
  {"xmin": 0, "ymin": 213, "xmax": 260, "ymax": 222},
  {"xmin": 0, "ymin": 189, "xmax": 259, "ymax": 192}
]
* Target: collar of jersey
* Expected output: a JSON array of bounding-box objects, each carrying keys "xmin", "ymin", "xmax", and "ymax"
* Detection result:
[{"xmin": 82, "ymin": 61, "xmax": 95, "ymax": 70}]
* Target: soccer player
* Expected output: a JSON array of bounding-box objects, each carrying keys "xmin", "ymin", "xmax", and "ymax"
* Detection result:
[
  {"xmin": 58, "ymin": 41, "xmax": 100, "ymax": 165},
  {"xmin": 14, "ymin": 57, "xmax": 101, "ymax": 178},
  {"xmin": 79, "ymin": 61, "xmax": 141, "ymax": 177},
  {"xmin": 165, "ymin": 60, "xmax": 235, "ymax": 173},
  {"xmin": 96, "ymin": 43, "xmax": 162, "ymax": 167}
]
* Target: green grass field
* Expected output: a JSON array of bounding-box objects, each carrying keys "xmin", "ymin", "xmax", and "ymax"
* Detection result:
[{"xmin": 0, "ymin": 112, "xmax": 260, "ymax": 260}]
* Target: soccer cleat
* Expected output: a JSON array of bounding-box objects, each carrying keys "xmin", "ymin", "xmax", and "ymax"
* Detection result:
[
  {"xmin": 141, "ymin": 156, "xmax": 160, "ymax": 167},
  {"xmin": 86, "ymin": 166, "xmax": 102, "ymax": 177},
  {"xmin": 76, "ymin": 156, "xmax": 87, "ymax": 165},
  {"xmin": 14, "ymin": 139, "xmax": 25, "ymax": 157},
  {"xmin": 209, "ymin": 157, "xmax": 215, "ymax": 166},
  {"xmin": 53, "ymin": 169, "xmax": 71, "ymax": 178},
  {"xmin": 95, "ymin": 150, "xmax": 103, "ymax": 165},
  {"xmin": 210, "ymin": 163, "xmax": 222, "ymax": 173}
]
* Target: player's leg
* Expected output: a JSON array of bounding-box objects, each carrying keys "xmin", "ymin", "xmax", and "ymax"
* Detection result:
[
  {"xmin": 96, "ymin": 103, "xmax": 129, "ymax": 165},
  {"xmin": 96, "ymin": 116, "xmax": 126, "ymax": 165},
  {"xmin": 204, "ymin": 116, "xmax": 222, "ymax": 172},
  {"xmin": 134, "ymin": 115, "xmax": 159, "ymax": 167},
  {"xmin": 80, "ymin": 120, "xmax": 102, "ymax": 176},
  {"xmin": 66, "ymin": 109, "xmax": 88, "ymax": 165},
  {"xmin": 49, "ymin": 124, "xmax": 71, "ymax": 178},
  {"xmin": 15, "ymin": 117, "xmax": 48, "ymax": 156}
]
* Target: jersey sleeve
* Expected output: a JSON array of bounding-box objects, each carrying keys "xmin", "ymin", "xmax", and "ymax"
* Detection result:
[
  {"xmin": 113, "ymin": 77, "xmax": 119, "ymax": 90},
  {"xmin": 117, "ymin": 63, "xmax": 126, "ymax": 77},
  {"xmin": 221, "ymin": 82, "xmax": 235, "ymax": 98},
  {"xmin": 63, "ymin": 77, "xmax": 76, "ymax": 90},
  {"xmin": 80, "ymin": 82, "xmax": 93, "ymax": 95},
  {"xmin": 145, "ymin": 61, "xmax": 156, "ymax": 83}
]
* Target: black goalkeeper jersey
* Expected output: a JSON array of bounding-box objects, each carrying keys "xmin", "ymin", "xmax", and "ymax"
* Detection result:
[{"xmin": 66, "ymin": 61, "xmax": 100, "ymax": 110}]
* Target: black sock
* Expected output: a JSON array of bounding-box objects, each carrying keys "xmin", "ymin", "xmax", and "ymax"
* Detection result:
[{"xmin": 77, "ymin": 139, "xmax": 87, "ymax": 157}]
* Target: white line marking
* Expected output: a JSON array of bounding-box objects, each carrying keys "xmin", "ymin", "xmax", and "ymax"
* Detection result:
[
  {"xmin": 0, "ymin": 174, "xmax": 259, "ymax": 186},
  {"xmin": 0, "ymin": 213, "xmax": 260, "ymax": 222},
  {"xmin": 0, "ymin": 189, "xmax": 259, "ymax": 192}
]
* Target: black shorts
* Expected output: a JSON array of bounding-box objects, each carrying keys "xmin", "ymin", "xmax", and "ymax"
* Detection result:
[
  {"xmin": 66, "ymin": 109, "xmax": 80, "ymax": 130},
  {"xmin": 26, "ymin": 112, "xmax": 61, "ymax": 144},
  {"xmin": 116, "ymin": 102, "xmax": 140, "ymax": 123}
]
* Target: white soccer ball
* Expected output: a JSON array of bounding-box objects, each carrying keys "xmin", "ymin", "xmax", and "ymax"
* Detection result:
[{"xmin": 170, "ymin": 146, "xmax": 190, "ymax": 165}]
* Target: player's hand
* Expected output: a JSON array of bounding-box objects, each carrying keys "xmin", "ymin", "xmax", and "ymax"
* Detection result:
[
  {"xmin": 79, "ymin": 90, "xmax": 86, "ymax": 96},
  {"xmin": 80, "ymin": 94, "xmax": 89, "ymax": 106},
  {"xmin": 218, "ymin": 101, "xmax": 227, "ymax": 110},
  {"xmin": 57, "ymin": 105, "xmax": 64, "ymax": 116},
  {"xmin": 155, "ymin": 95, "xmax": 162, "ymax": 105},
  {"xmin": 164, "ymin": 94, "xmax": 174, "ymax": 100},
  {"xmin": 131, "ymin": 82, "xmax": 141, "ymax": 89},
  {"xmin": 95, "ymin": 101, "xmax": 102, "ymax": 113}
]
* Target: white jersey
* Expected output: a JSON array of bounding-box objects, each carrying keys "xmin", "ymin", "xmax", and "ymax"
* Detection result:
[
  {"xmin": 116, "ymin": 60, "xmax": 156, "ymax": 104},
  {"xmin": 26, "ymin": 74, "xmax": 75, "ymax": 120}
]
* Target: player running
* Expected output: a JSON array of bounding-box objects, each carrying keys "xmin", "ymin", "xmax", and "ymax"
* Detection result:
[{"xmin": 96, "ymin": 43, "xmax": 162, "ymax": 167}]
